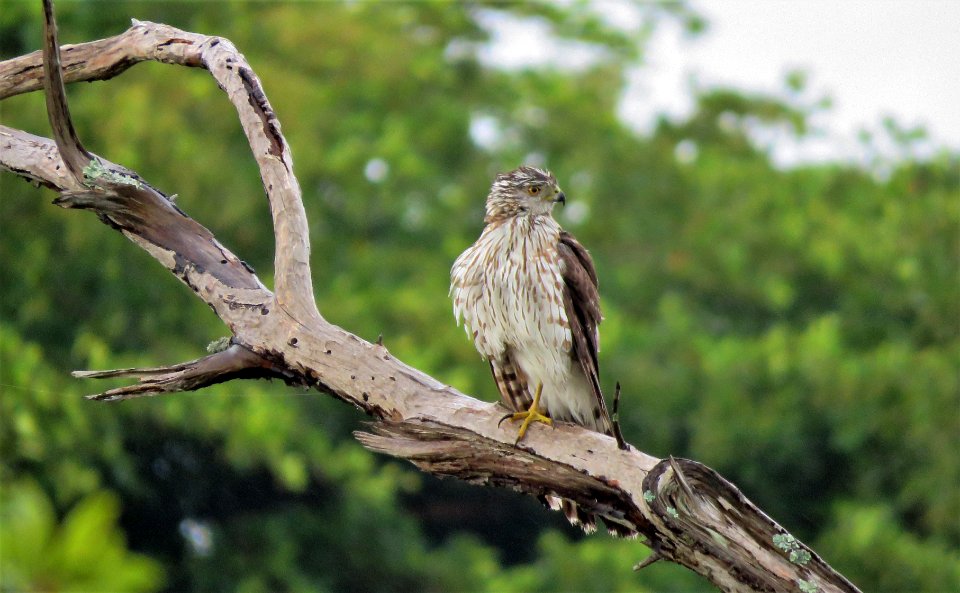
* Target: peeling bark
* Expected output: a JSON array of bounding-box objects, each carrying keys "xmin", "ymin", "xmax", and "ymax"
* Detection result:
[{"xmin": 0, "ymin": 5, "xmax": 861, "ymax": 592}]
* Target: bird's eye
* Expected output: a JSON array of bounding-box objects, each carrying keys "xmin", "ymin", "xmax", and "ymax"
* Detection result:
[{"xmin": 527, "ymin": 186, "xmax": 541, "ymax": 195}]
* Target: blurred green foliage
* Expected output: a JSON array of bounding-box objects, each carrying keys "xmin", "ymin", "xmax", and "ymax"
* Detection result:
[
  {"xmin": 1, "ymin": 2, "xmax": 957, "ymax": 592},
  {"xmin": 1, "ymin": 478, "xmax": 163, "ymax": 592}
]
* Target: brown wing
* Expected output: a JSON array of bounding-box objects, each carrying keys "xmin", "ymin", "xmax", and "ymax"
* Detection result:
[
  {"xmin": 557, "ymin": 230, "xmax": 613, "ymax": 435},
  {"xmin": 489, "ymin": 349, "xmax": 533, "ymax": 413}
]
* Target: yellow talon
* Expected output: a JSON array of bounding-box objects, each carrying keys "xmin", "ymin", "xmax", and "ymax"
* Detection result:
[{"xmin": 499, "ymin": 382, "xmax": 552, "ymax": 444}]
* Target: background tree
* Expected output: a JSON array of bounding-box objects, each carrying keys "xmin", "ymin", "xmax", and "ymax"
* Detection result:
[{"xmin": 1, "ymin": 2, "xmax": 957, "ymax": 592}]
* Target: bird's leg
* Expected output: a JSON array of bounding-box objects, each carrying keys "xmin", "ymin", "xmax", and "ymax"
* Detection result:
[{"xmin": 498, "ymin": 382, "xmax": 553, "ymax": 444}]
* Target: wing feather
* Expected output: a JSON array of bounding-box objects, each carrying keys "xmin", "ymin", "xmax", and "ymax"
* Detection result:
[{"xmin": 557, "ymin": 230, "xmax": 612, "ymax": 435}]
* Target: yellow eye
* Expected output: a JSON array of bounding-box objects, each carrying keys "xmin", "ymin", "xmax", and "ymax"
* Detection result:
[{"xmin": 527, "ymin": 186, "xmax": 541, "ymax": 196}]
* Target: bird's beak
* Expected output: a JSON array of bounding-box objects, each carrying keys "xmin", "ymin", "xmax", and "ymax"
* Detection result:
[{"xmin": 554, "ymin": 191, "xmax": 566, "ymax": 206}]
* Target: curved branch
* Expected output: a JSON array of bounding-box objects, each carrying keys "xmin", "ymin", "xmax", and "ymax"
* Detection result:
[
  {"xmin": 3, "ymin": 13, "xmax": 317, "ymax": 322},
  {"xmin": 41, "ymin": 0, "xmax": 93, "ymax": 181},
  {"xmin": 0, "ymin": 21, "xmax": 190, "ymax": 100},
  {"xmin": 0, "ymin": 11, "xmax": 863, "ymax": 593}
]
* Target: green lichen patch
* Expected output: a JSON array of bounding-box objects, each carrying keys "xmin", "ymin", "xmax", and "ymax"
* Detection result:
[
  {"xmin": 773, "ymin": 533, "xmax": 811, "ymax": 565},
  {"xmin": 83, "ymin": 159, "xmax": 142, "ymax": 189},
  {"xmin": 206, "ymin": 336, "xmax": 232, "ymax": 353}
]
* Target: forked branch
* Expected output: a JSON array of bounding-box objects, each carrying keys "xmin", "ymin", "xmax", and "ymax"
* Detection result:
[
  {"xmin": 74, "ymin": 344, "xmax": 289, "ymax": 402},
  {"xmin": 0, "ymin": 4, "xmax": 861, "ymax": 592}
]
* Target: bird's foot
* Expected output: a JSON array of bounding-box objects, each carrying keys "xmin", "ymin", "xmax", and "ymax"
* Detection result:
[
  {"xmin": 498, "ymin": 408, "xmax": 553, "ymax": 444},
  {"xmin": 497, "ymin": 383, "xmax": 552, "ymax": 444}
]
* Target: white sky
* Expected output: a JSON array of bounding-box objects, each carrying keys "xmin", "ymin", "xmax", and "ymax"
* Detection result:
[{"xmin": 479, "ymin": 0, "xmax": 960, "ymax": 166}]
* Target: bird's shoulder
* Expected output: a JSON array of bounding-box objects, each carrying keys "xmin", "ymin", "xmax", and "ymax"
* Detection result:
[{"xmin": 557, "ymin": 229, "xmax": 598, "ymax": 287}]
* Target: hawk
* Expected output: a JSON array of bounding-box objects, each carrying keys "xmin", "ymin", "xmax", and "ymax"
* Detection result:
[{"xmin": 450, "ymin": 166, "xmax": 631, "ymax": 535}]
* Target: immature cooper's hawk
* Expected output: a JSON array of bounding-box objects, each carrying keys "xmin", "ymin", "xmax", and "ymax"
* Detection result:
[{"xmin": 451, "ymin": 166, "xmax": 632, "ymax": 535}]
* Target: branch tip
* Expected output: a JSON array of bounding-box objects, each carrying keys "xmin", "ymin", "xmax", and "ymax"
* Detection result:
[
  {"xmin": 633, "ymin": 551, "xmax": 662, "ymax": 571},
  {"xmin": 668, "ymin": 455, "xmax": 696, "ymax": 500},
  {"xmin": 73, "ymin": 345, "xmax": 276, "ymax": 401}
]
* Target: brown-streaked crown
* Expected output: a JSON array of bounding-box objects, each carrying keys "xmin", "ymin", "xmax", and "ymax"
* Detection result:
[{"xmin": 484, "ymin": 166, "xmax": 563, "ymax": 223}]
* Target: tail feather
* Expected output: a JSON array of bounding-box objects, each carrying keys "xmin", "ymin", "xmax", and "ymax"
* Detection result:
[
  {"xmin": 543, "ymin": 495, "xmax": 595, "ymax": 533},
  {"xmin": 561, "ymin": 498, "xmax": 598, "ymax": 534},
  {"xmin": 489, "ymin": 354, "xmax": 533, "ymax": 413},
  {"xmin": 602, "ymin": 516, "xmax": 640, "ymax": 539},
  {"xmin": 543, "ymin": 495, "xmax": 636, "ymax": 538}
]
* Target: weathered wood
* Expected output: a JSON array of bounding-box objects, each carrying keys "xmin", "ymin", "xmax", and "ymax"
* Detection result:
[
  {"xmin": 74, "ymin": 344, "xmax": 289, "ymax": 401},
  {"xmin": 40, "ymin": 0, "xmax": 93, "ymax": 181},
  {"xmin": 0, "ymin": 6, "xmax": 861, "ymax": 592}
]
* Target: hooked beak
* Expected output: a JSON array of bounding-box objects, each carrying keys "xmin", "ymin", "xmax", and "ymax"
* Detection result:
[{"xmin": 554, "ymin": 191, "xmax": 566, "ymax": 206}]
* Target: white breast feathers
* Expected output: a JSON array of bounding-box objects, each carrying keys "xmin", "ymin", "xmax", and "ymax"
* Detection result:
[{"xmin": 452, "ymin": 216, "xmax": 570, "ymax": 354}]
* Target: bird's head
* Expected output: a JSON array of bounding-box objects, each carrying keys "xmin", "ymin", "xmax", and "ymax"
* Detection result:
[{"xmin": 484, "ymin": 166, "xmax": 565, "ymax": 223}]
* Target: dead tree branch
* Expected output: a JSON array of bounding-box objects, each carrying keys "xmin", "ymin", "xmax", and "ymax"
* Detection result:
[{"xmin": 0, "ymin": 5, "xmax": 861, "ymax": 592}]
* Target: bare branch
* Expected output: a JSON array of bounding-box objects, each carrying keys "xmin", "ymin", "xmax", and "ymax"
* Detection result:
[
  {"xmin": 632, "ymin": 550, "xmax": 662, "ymax": 572},
  {"xmin": 4, "ymin": 16, "xmax": 316, "ymax": 322},
  {"xmin": 0, "ymin": 21, "xmax": 201, "ymax": 100},
  {"xmin": 356, "ymin": 424, "xmax": 861, "ymax": 593},
  {"xmin": 642, "ymin": 458, "xmax": 861, "ymax": 593},
  {"xmin": 41, "ymin": 0, "xmax": 93, "ymax": 181},
  {"xmin": 355, "ymin": 420, "xmax": 649, "ymax": 531},
  {"xmin": 75, "ymin": 344, "xmax": 286, "ymax": 402}
]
